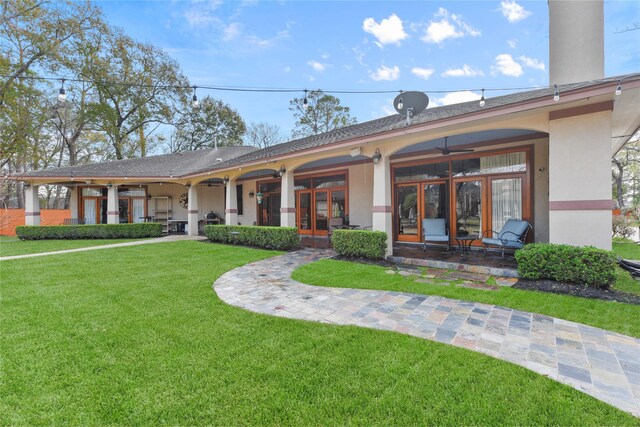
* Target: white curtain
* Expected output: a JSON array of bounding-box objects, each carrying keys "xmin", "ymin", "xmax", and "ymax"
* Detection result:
[
  {"xmin": 480, "ymin": 152, "xmax": 526, "ymax": 174},
  {"xmin": 132, "ymin": 199, "xmax": 145, "ymax": 223},
  {"xmin": 83, "ymin": 199, "xmax": 96, "ymax": 224},
  {"xmin": 492, "ymin": 178, "xmax": 522, "ymax": 232}
]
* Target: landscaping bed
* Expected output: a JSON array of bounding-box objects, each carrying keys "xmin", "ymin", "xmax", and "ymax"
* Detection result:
[{"xmin": 514, "ymin": 278, "xmax": 640, "ymax": 305}]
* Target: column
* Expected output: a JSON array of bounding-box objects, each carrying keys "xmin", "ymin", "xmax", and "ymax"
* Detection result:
[
  {"xmin": 372, "ymin": 151, "xmax": 393, "ymax": 257},
  {"xmin": 107, "ymin": 185, "xmax": 119, "ymax": 224},
  {"xmin": 69, "ymin": 186, "xmax": 78, "ymax": 220},
  {"xmin": 225, "ymin": 179, "xmax": 238, "ymax": 226},
  {"xmin": 280, "ymin": 169, "xmax": 296, "ymax": 227},
  {"xmin": 24, "ymin": 184, "xmax": 40, "ymax": 226},
  {"xmin": 548, "ymin": 109, "xmax": 613, "ymax": 250},
  {"xmin": 187, "ymin": 185, "xmax": 199, "ymax": 236}
]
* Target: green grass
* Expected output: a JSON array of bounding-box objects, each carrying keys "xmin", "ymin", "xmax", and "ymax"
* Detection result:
[
  {"xmin": 613, "ymin": 237, "xmax": 640, "ymax": 260},
  {"xmin": 1, "ymin": 241, "xmax": 637, "ymax": 425},
  {"xmin": 0, "ymin": 236, "xmax": 147, "ymax": 257},
  {"xmin": 293, "ymin": 259, "xmax": 640, "ymax": 338}
]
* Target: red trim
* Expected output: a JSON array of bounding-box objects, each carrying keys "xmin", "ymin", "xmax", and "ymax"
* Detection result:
[
  {"xmin": 549, "ymin": 200, "xmax": 615, "ymax": 210},
  {"xmin": 187, "ymin": 210, "xmax": 199, "ymax": 214},
  {"xmin": 25, "ymin": 211, "xmax": 41, "ymax": 216},
  {"xmin": 225, "ymin": 208, "xmax": 238, "ymax": 213},
  {"xmin": 280, "ymin": 207, "xmax": 296, "ymax": 213},
  {"xmin": 549, "ymin": 101, "xmax": 614, "ymax": 121},
  {"xmin": 372, "ymin": 205, "xmax": 392, "ymax": 212}
]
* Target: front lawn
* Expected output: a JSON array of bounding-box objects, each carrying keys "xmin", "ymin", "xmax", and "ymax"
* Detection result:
[
  {"xmin": 0, "ymin": 235, "xmax": 148, "ymax": 257},
  {"xmin": 293, "ymin": 259, "xmax": 640, "ymax": 338},
  {"xmin": 1, "ymin": 241, "xmax": 635, "ymax": 425},
  {"xmin": 613, "ymin": 237, "xmax": 640, "ymax": 260}
]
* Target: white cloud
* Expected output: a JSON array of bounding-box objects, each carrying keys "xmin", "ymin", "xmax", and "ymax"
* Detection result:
[
  {"xmin": 183, "ymin": 1, "xmax": 222, "ymax": 27},
  {"xmin": 499, "ymin": 1, "xmax": 531, "ymax": 23},
  {"xmin": 519, "ymin": 55, "xmax": 545, "ymax": 71},
  {"xmin": 362, "ymin": 14, "xmax": 408, "ymax": 46},
  {"xmin": 492, "ymin": 53, "xmax": 523, "ymax": 77},
  {"xmin": 320, "ymin": 52, "xmax": 330, "ymax": 60},
  {"xmin": 223, "ymin": 23, "xmax": 242, "ymax": 41},
  {"xmin": 307, "ymin": 60, "xmax": 326, "ymax": 72},
  {"xmin": 421, "ymin": 8, "xmax": 480, "ymax": 44},
  {"xmin": 411, "ymin": 67, "xmax": 435, "ymax": 80},
  {"xmin": 370, "ymin": 65, "xmax": 400, "ymax": 81},
  {"xmin": 441, "ymin": 64, "xmax": 484, "ymax": 77},
  {"xmin": 282, "ymin": 66, "xmax": 291, "ymax": 73},
  {"xmin": 507, "ymin": 39, "xmax": 517, "ymax": 49},
  {"xmin": 245, "ymin": 30, "xmax": 289, "ymax": 48},
  {"xmin": 352, "ymin": 46, "xmax": 367, "ymax": 66},
  {"xmin": 431, "ymin": 91, "xmax": 481, "ymax": 107}
]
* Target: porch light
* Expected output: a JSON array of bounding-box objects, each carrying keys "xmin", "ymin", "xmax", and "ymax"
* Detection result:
[
  {"xmin": 553, "ymin": 84, "xmax": 560, "ymax": 102},
  {"xmin": 222, "ymin": 175, "xmax": 229, "ymax": 185},
  {"xmin": 256, "ymin": 192, "xmax": 263, "ymax": 204},
  {"xmin": 277, "ymin": 165, "xmax": 286, "ymax": 177},
  {"xmin": 303, "ymin": 89, "xmax": 309, "ymax": 110},
  {"xmin": 372, "ymin": 148, "xmax": 382, "ymax": 165},
  {"xmin": 185, "ymin": 182, "xmax": 191, "ymax": 188},
  {"xmin": 616, "ymin": 80, "xmax": 622, "ymax": 96},
  {"xmin": 479, "ymin": 89, "xmax": 485, "ymax": 107},
  {"xmin": 58, "ymin": 79, "xmax": 66, "ymax": 102},
  {"xmin": 249, "ymin": 190, "xmax": 255, "ymax": 198},
  {"xmin": 192, "ymin": 86, "xmax": 199, "ymax": 108},
  {"xmin": 24, "ymin": 182, "xmax": 30, "ymax": 189},
  {"xmin": 397, "ymin": 92, "xmax": 404, "ymax": 110},
  {"xmin": 107, "ymin": 182, "xmax": 113, "ymax": 188}
]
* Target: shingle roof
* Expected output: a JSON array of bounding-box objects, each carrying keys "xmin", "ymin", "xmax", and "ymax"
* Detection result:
[
  {"xmin": 22, "ymin": 72, "xmax": 639, "ymax": 180},
  {"xmin": 23, "ymin": 145, "xmax": 258, "ymax": 178}
]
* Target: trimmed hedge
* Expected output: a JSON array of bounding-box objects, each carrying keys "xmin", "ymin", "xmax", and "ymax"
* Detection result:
[
  {"xmin": 515, "ymin": 243, "xmax": 617, "ymax": 289},
  {"xmin": 16, "ymin": 223, "xmax": 163, "ymax": 240},
  {"xmin": 331, "ymin": 229, "xmax": 387, "ymax": 259},
  {"xmin": 204, "ymin": 225, "xmax": 299, "ymax": 250}
]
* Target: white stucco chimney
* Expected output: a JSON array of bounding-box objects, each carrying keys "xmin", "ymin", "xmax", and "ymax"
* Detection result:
[{"xmin": 548, "ymin": 0, "xmax": 604, "ymax": 85}]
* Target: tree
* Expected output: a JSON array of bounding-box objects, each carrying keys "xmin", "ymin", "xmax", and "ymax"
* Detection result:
[
  {"xmin": 289, "ymin": 90, "xmax": 357, "ymax": 138},
  {"xmin": 170, "ymin": 96, "xmax": 246, "ymax": 152},
  {"xmin": 84, "ymin": 28, "xmax": 190, "ymax": 160},
  {"xmin": 245, "ymin": 122, "xmax": 283, "ymax": 148},
  {"xmin": 612, "ymin": 135, "xmax": 640, "ymax": 209}
]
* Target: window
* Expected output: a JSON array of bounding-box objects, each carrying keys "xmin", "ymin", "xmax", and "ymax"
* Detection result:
[
  {"xmin": 236, "ymin": 184, "xmax": 243, "ymax": 216},
  {"xmin": 394, "ymin": 162, "xmax": 449, "ymax": 182}
]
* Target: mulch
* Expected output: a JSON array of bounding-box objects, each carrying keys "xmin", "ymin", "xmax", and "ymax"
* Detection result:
[{"xmin": 514, "ymin": 279, "xmax": 640, "ymax": 306}]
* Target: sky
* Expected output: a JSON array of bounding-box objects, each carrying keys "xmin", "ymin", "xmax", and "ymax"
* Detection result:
[{"xmin": 96, "ymin": 0, "xmax": 640, "ymax": 139}]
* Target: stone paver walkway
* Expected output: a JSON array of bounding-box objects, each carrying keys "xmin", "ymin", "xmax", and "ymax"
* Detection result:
[
  {"xmin": 214, "ymin": 249, "xmax": 640, "ymax": 417},
  {"xmin": 0, "ymin": 234, "xmax": 205, "ymax": 261}
]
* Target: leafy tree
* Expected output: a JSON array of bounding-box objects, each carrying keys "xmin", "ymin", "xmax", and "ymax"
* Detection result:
[
  {"xmin": 289, "ymin": 90, "xmax": 357, "ymax": 138},
  {"xmin": 245, "ymin": 121, "xmax": 283, "ymax": 148},
  {"xmin": 613, "ymin": 135, "xmax": 640, "ymax": 209},
  {"xmin": 170, "ymin": 96, "xmax": 246, "ymax": 152}
]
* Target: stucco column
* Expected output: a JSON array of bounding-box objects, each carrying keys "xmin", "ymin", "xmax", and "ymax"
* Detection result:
[
  {"xmin": 24, "ymin": 184, "xmax": 40, "ymax": 226},
  {"xmin": 372, "ymin": 151, "xmax": 393, "ymax": 257},
  {"xmin": 280, "ymin": 169, "xmax": 296, "ymax": 227},
  {"xmin": 225, "ymin": 179, "xmax": 238, "ymax": 226},
  {"xmin": 107, "ymin": 185, "xmax": 119, "ymax": 224},
  {"xmin": 548, "ymin": 109, "xmax": 613, "ymax": 250},
  {"xmin": 69, "ymin": 186, "xmax": 78, "ymax": 219},
  {"xmin": 187, "ymin": 185, "xmax": 199, "ymax": 236}
]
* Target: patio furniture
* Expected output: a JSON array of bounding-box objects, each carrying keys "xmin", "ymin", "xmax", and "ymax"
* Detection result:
[
  {"xmin": 455, "ymin": 234, "xmax": 479, "ymax": 256},
  {"xmin": 482, "ymin": 219, "xmax": 532, "ymax": 257},
  {"xmin": 328, "ymin": 217, "xmax": 344, "ymax": 238},
  {"xmin": 422, "ymin": 218, "xmax": 450, "ymax": 251}
]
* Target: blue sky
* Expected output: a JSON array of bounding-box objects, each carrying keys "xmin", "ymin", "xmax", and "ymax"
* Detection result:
[{"xmin": 97, "ymin": 0, "xmax": 640, "ymax": 138}]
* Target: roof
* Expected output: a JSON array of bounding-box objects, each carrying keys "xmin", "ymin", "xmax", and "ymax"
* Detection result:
[
  {"xmin": 23, "ymin": 145, "xmax": 258, "ymax": 178},
  {"xmin": 22, "ymin": 72, "xmax": 640, "ymax": 180}
]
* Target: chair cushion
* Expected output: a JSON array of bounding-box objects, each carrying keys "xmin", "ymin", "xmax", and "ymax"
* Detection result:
[
  {"xmin": 482, "ymin": 237, "xmax": 524, "ymax": 249},
  {"xmin": 423, "ymin": 218, "xmax": 447, "ymax": 237},
  {"xmin": 424, "ymin": 235, "xmax": 449, "ymax": 242},
  {"xmin": 498, "ymin": 220, "xmax": 530, "ymax": 242}
]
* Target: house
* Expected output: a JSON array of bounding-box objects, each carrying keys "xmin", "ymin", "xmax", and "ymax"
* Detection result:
[{"xmin": 18, "ymin": 0, "xmax": 640, "ymax": 257}]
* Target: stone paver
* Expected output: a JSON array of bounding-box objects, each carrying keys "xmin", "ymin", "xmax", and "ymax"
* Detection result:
[
  {"xmin": 214, "ymin": 249, "xmax": 640, "ymax": 417},
  {"xmin": 0, "ymin": 234, "xmax": 204, "ymax": 261}
]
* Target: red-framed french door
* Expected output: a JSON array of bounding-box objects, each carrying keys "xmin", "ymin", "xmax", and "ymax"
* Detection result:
[
  {"xmin": 396, "ymin": 180, "xmax": 450, "ymax": 243},
  {"xmin": 297, "ymin": 190, "xmax": 313, "ymax": 235}
]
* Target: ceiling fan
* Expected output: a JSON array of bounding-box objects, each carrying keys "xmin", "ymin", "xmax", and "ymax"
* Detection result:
[{"xmin": 435, "ymin": 137, "xmax": 474, "ymax": 155}]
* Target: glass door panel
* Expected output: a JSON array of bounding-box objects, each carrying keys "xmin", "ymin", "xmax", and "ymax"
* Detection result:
[
  {"xmin": 330, "ymin": 190, "xmax": 346, "ymax": 221},
  {"xmin": 118, "ymin": 199, "xmax": 130, "ymax": 223},
  {"xmin": 269, "ymin": 195, "xmax": 281, "ymax": 227},
  {"xmin": 455, "ymin": 180, "xmax": 482, "ymax": 237},
  {"xmin": 422, "ymin": 182, "xmax": 448, "ymax": 220},
  {"xmin": 83, "ymin": 199, "xmax": 97, "ymax": 224},
  {"xmin": 298, "ymin": 191, "xmax": 312, "ymax": 234},
  {"xmin": 491, "ymin": 177, "xmax": 522, "ymax": 232},
  {"xmin": 132, "ymin": 199, "xmax": 145, "ymax": 223},
  {"xmin": 397, "ymin": 184, "xmax": 419, "ymax": 241},
  {"xmin": 314, "ymin": 191, "xmax": 328, "ymax": 235}
]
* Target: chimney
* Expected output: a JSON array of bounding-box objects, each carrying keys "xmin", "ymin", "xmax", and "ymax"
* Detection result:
[{"xmin": 548, "ymin": 0, "xmax": 604, "ymax": 85}]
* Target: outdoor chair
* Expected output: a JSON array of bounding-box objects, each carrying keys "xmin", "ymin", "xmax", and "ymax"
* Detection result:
[
  {"xmin": 328, "ymin": 217, "xmax": 344, "ymax": 238},
  {"xmin": 482, "ymin": 219, "xmax": 532, "ymax": 257},
  {"xmin": 423, "ymin": 218, "xmax": 450, "ymax": 251}
]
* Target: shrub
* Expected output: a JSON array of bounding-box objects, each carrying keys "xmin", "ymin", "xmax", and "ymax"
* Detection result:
[
  {"xmin": 515, "ymin": 243, "xmax": 617, "ymax": 289},
  {"xmin": 331, "ymin": 229, "xmax": 387, "ymax": 259},
  {"xmin": 204, "ymin": 225, "xmax": 299, "ymax": 251},
  {"xmin": 613, "ymin": 214, "xmax": 635, "ymax": 239},
  {"xmin": 16, "ymin": 223, "xmax": 163, "ymax": 240}
]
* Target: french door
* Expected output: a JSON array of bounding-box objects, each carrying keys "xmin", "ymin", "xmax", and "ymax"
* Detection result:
[
  {"xmin": 396, "ymin": 181, "xmax": 448, "ymax": 242},
  {"xmin": 258, "ymin": 194, "xmax": 281, "ymax": 227},
  {"xmin": 296, "ymin": 188, "xmax": 345, "ymax": 236}
]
